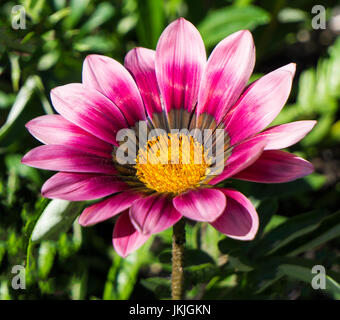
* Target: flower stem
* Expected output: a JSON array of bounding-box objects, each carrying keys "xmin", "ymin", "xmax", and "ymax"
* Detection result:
[{"xmin": 171, "ymin": 219, "xmax": 185, "ymax": 300}]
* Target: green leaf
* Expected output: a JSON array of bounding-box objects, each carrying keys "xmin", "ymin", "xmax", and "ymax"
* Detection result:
[
  {"xmin": 0, "ymin": 242, "xmax": 5, "ymax": 267},
  {"xmin": 0, "ymin": 281, "xmax": 11, "ymax": 300},
  {"xmin": 113, "ymin": 253, "xmax": 141, "ymax": 300},
  {"xmin": 301, "ymin": 114, "xmax": 334, "ymax": 147},
  {"xmin": 70, "ymin": 271, "xmax": 88, "ymax": 300},
  {"xmin": 74, "ymin": 35, "xmax": 115, "ymax": 53},
  {"xmin": 9, "ymin": 52, "xmax": 20, "ymax": 92},
  {"xmin": 6, "ymin": 164, "xmax": 20, "ymax": 205},
  {"xmin": 278, "ymin": 264, "xmax": 340, "ymax": 298},
  {"xmin": 304, "ymin": 173, "xmax": 327, "ymax": 190},
  {"xmin": 278, "ymin": 8, "xmax": 308, "ymax": 23},
  {"xmin": 198, "ymin": 5, "xmax": 270, "ymax": 47},
  {"xmin": 287, "ymin": 211, "xmax": 340, "ymax": 256},
  {"xmin": 34, "ymin": 75, "xmax": 54, "ymax": 114},
  {"xmin": 227, "ymin": 256, "xmax": 254, "ymax": 272},
  {"xmin": 0, "ymin": 76, "xmax": 37, "ymax": 144},
  {"xmin": 5, "ymin": 154, "xmax": 41, "ymax": 184},
  {"xmin": 330, "ymin": 120, "xmax": 340, "ymax": 142},
  {"xmin": 38, "ymin": 241, "xmax": 56, "ymax": 278},
  {"xmin": 218, "ymin": 236, "xmax": 251, "ymax": 255},
  {"xmin": 141, "ymin": 277, "xmax": 171, "ymax": 298},
  {"xmin": 117, "ymin": 15, "xmax": 138, "ymax": 35},
  {"xmin": 201, "ymin": 224, "xmax": 223, "ymax": 261},
  {"xmin": 233, "ymin": 176, "xmax": 318, "ymax": 200},
  {"xmin": 63, "ymin": 0, "xmax": 90, "ymax": 30},
  {"xmin": 273, "ymin": 37, "xmax": 340, "ymax": 135},
  {"xmin": 248, "ymin": 73, "xmax": 264, "ymax": 84},
  {"xmin": 185, "ymin": 263, "xmax": 220, "ymax": 284},
  {"xmin": 297, "ymin": 69, "xmax": 316, "ymax": 111},
  {"xmin": 79, "ymin": 2, "xmax": 115, "ymax": 36},
  {"xmin": 31, "ymin": 199, "xmax": 84, "ymax": 242},
  {"xmin": 54, "ymin": 0, "xmax": 67, "ymax": 10},
  {"xmin": 251, "ymin": 265, "xmax": 284, "ymax": 294},
  {"xmin": 0, "ymin": 91, "xmax": 16, "ymax": 109},
  {"xmin": 136, "ymin": 0, "xmax": 165, "ymax": 48},
  {"xmin": 37, "ymin": 51, "xmax": 60, "ymax": 71},
  {"xmin": 103, "ymin": 240, "xmax": 153, "ymax": 300},
  {"xmin": 253, "ymin": 209, "xmax": 327, "ymax": 257},
  {"xmin": 48, "ymin": 7, "xmax": 71, "ymax": 25},
  {"xmin": 25, "ymin": 0, "xmax": 46, "ymax": 23},
  {"xmin": 256, "ymin": 198, "xmax": 279, "ymax": 236},
  {"xmin": 248, "ymin": 257, "xmax": 338, "ymax": 295},
  {"xmin": 263, "ymin": 215, "xmax": 288, "ymax": 233}
]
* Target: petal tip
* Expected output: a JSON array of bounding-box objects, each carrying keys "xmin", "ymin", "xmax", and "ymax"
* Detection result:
[
  {"xmin": 175, "ymin": 17, "xmax": 188, "ymax": 24},
  {"xmin": 50, "ymin": 86, "xmax": 63, "ymax": 101},
  {"xmin": 21, "ymin": 152, "xmax": 30, "ymax": 164},
  {"xmin": 310, "ymin": 120, "xmax": 318, "ymax": 128},
  {"xmin": 234, "ymin": 29, "xmax": 254, "ymax": 43},
  {"xmin": 211, "ymin": 189, "xmax": 259, "ymax": 240},
  {"xmin": 77, "ymin": 215, "xmax": 88, "ymax": 227},
  {"xmin": 25, "ymin": 119, "xmax": 33, "ymax": 130},
  {"xmin": 40, "ymin": 185, "xmax": 52, "ymax": 199},
  {"xmin": 280, "ymin": 63, "xmax": 296, "ymax": 77},
  {"xmin": 239, "ymin": 29, "xmax": 253, "ymax": 37},
  {"xmin": 113, "ymin": 243, "xmax": 129, "ymax": 258},
  {"xmin": 84, "ymin": 54, "xmax": 101, "ymax": 62},
  {"xmin": 166, "ymin": 16, "xmax": 198, "ymax": 34},
  {"xmin": 305, "ymin": 161, "xmax": 315, "ymax": 175},
  {"xmin": 303, "ymin": 120, "xmax": 318, "ymax": 133}
]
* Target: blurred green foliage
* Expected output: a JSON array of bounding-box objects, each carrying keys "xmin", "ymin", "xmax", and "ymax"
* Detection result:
[{"xmin": 0, "ymin": 0, "xmax": 340, "ymax": 300}]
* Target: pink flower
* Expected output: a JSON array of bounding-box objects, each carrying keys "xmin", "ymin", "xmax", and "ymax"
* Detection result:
[{"xmin": 22, "ymin": 18, "xmax": 316, "ymax": 257}]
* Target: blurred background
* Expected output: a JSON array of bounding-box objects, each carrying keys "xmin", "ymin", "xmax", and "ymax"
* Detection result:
[{"xmin": 0, "ymin": 0, "xmax": 339, "ymax": 300}]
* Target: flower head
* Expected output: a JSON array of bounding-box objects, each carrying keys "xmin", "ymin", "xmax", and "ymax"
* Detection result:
[{"xmin": 22, "ymin": 18, "xmax": 316, "ymax": 257}]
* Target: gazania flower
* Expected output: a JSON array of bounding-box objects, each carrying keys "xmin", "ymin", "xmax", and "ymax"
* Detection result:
[{"xmin": 22, "ymin": 18, "xmax": 315, "ymax": 258}]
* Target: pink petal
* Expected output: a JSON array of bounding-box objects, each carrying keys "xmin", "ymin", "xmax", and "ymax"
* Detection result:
[
  {"xmin": 124, "ymin": 48, "xmax": 162, "ymax": 118},
  {"xmin": 42, "ymin": 172, "xmax": 126, "ymax": 201},
  {"xmin": 21, "ymin": 145, "xmax": 117, "ymax": 174},
  {"xmin": 257, "ymin": 120, "xmax": 317, "ymax": 150},
  {"xmin": 155, "ymin": 17, "xmax": 206, "ymax": 113},
  {"xmin": 197, "ymin": 30, "xmax": 255, "ymax": 123},
  {"xmin": 211, "ymin": 189, "xmax": 259, "ymax": 240},
  {"xmin": 51, "ymin": 83, "xmax": 127, "ymax": 145},
  {"xmin": 129, "ymin": 195, "xmax": 182, "ymax": 235},
  {"xmin": 26, "ymin": 115, "xmax": 113, "ymax": 158},
  {"xmin": 209, "ymin": 136, "xmax": 266, "ymax": 185},
  {"xmin": 82, "ymin": 54, "xmax": 146, "ymax": 125},
  {"xmin": 79, "ymin": 191, "xmax": 142, "ymax": 226},
  {"xmin": 173, "ymin": 188, "xmax": 226, "ymax": 222},
  {"xmin": 279, "ymin": 62, "xmax": 296, "ymax": 76},
  {"xmin": 233, "ymin": 150, "xmax": 314, "ymax": 183},
  {"xmin": 224, "ymin": 64, "xmax": 294, "ymax": 146},
  {"xmin": 113, "ymin": 211, "xmax": 150, "ymax": 258}
]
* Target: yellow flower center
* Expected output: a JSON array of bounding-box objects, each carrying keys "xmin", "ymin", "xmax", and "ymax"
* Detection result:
[{"xmin": 135, "ymin": 133, "xmax": 211, "ymax": 194}]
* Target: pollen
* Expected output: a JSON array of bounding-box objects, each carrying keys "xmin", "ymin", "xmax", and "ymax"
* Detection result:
[{"xmin": 135, "ymin": 133, "xmax": 211, "ymax": 194}]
